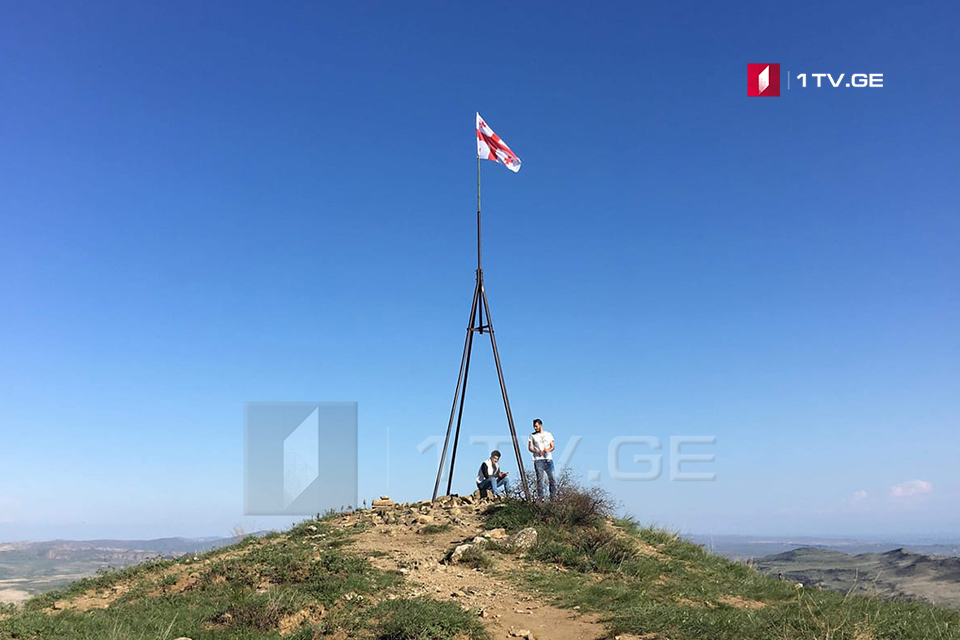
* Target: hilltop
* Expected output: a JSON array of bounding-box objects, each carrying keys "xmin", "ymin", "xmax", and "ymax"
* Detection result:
[{"xmin": 1, "ymin": 489, "xmax": 959, "ymax": 640}]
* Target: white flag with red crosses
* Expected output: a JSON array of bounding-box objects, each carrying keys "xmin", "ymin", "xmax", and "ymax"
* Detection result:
[{"xmin": 476, "ymin": 112, "xmax": 521, "ymax": 173}]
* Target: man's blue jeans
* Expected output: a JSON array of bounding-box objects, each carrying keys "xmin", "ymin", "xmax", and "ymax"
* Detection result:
[
  {"xmin": 534, "ymin": 459, "xmax": 556, "ymax": 500},
  {"xmin": 478, "ymin": 476, "xmax": 511, "ymax": 496}
]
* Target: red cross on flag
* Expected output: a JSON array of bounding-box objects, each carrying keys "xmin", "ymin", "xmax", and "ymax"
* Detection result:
[{"xmin": 476, "ymin": 112, "xmax": 521, "ymax": 173}]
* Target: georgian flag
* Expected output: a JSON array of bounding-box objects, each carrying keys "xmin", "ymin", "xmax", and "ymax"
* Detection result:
[{"xmin": 476, "ymin": 112, "xmax": 521, "ymax": 173}]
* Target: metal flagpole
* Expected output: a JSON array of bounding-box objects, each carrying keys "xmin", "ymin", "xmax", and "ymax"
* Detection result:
[
  {"xmin": 477, "ymin": 154, "xmax": 481, "ymax": 271},
  {"xmin": 432, "ymin": 149, "xmax": 531, "ymax": 501}
]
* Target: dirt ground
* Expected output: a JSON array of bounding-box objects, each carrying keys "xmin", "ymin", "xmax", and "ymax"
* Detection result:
[{"xmin": 339, "ymin": 498, "xmax": 610, "ymax": 640}]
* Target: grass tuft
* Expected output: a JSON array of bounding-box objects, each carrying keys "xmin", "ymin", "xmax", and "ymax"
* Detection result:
[
  {"xmin": 457, "ymin": 547, "xmax": 493, "ymax": 570},
  {"xmin": 371, "ymin": 597, "xmax": 489, "ymax": 640},
  {"xmin": 418, "ymin": 523, "xmax": 452, "ymax": 535}
]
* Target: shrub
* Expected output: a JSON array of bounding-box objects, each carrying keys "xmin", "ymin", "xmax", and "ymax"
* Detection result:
[{"xmin": 488, "ymin": 468, "xmax": 616, "ymax": 530}]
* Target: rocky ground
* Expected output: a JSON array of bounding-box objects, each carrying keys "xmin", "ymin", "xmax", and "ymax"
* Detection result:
[{"xmin": 333, "ymin": 493, "xmax": 623, "ymax": 640}]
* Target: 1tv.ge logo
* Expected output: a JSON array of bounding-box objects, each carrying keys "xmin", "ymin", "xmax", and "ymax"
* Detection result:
[
  {"xmin": 747, "ymin": 63, "xmax": 781, "ymax": 96},
  {"xmin": 748, "ymin": 63, "xmax": 884, "ymax": 96}
]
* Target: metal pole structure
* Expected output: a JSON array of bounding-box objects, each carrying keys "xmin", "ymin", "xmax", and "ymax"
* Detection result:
[
  {"xmin": 477, "ymin": 154, "xmax": 481, "ymax": 271},
  {"xmin": 433, "ymin": 148, "xmax": 530, "ymax": 501},
  {"xmin": 432, "ymin": 280, "xmax": 481, "ymax": 501},
  {"xmin": 480, "ymin": 280, "xmax": 531, "ymax": 499},
  {"xmin": 445, "ymin": 283, "xmax": 479, "ymax": 496},
  {"xmin": 476, "ymin": 155, "xmax": 485, "ymax": 334}
]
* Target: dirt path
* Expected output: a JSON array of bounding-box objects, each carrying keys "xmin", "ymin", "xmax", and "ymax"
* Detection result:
[{"xmin": 339, "ymin": 498, "xmax": 610, "ymax": 640}]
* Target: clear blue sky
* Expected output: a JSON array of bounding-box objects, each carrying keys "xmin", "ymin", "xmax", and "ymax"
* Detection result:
[{"xmin": 1, "ymin": 1, "xmax": 958, "ymax": 541}]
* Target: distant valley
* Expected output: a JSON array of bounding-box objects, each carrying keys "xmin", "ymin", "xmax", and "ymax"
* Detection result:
[
  {"xmin": 685, "ymin": 535, "xmax": 960, "ymax": 609},
  {"xmin": 687, "ymin": 534, "xmax": 960, "ymax": 561},
  {"xmin": 0, "ymin": 535, "xmax": 256, "ymax": 604},
  {"xmin": 754, "ymin": 547, "xmax": 960, "ymax": 609}
]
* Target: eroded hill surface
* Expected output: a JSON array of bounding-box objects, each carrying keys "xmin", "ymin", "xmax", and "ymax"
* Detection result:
[{"xmin": 2, "ymin": 493, "xmax": 960, "ymax": 640}]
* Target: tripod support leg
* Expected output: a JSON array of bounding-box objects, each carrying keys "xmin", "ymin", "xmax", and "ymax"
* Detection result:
[
  {"xmin": 432, "ymin": 278, "xmax": 482, "ymax": 501},
  {"xmin": 480, "ymin": 277, "xmax": 532, "ymax": 500}
]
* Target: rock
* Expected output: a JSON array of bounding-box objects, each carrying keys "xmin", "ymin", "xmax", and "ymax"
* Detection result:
[
  {"xmin": 417, "ymin": 515, "xmax": 434, "ymax": 524},
  {"xmin": 372, "ymin": 498, "xmax": 394, "ymax": 508},
  {"xmin": 486, "ymin": 527, "xmax": 507, "ymax": 539},
  {"xmin": 472, "ymin": 536, "xmax": 487, "ymax": 544},
  {"xmin": 450, "ymin": 543, "xmax": 473, "ymax": 563},
  {"xmin": 510, "ymin": 630, "xmax": 533, "ymax": 638},
  {"xmin": 460, "ymin": 494, "xmax": 474, "ymax": 505},
  {"xmin": 507, "ymin": 527, "xmax": 538, "ymax": 551},
  {"xmin": 380, "ymin": 495, "xmax": 390, "ymax": 500}
]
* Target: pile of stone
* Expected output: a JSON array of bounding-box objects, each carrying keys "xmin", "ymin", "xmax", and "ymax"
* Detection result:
[
  {"xmin": 371, "ymin": 496, "xmax": 394, "ymax": 509},
  {"xmin": 336, "ymin": 493, "xmax": 498, "ymax": 534}
]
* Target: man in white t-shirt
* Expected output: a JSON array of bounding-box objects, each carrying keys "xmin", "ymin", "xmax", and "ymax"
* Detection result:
[{"xmin": 527, "ymin": 418, "xmax": 555, "ymax": 500}]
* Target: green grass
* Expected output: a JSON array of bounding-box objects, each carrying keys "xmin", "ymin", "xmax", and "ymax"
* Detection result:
[
  {"xmin": 456, "ymin": 547, "xmax": 493, "ymax": 571},
  {"xmin": 0, "ymin": 517, "xmax": 465, "ymax": 640},
  {"xmin": 417, "ymin": 523, "xmax": 452, "ymax": 535},
  {"xmin": 371, "ymin": 597, "xmax": 489, "ymax": 640},
  {"xmin": 484, "ymin": 495, "xmax": 960, "ymax": 640}
]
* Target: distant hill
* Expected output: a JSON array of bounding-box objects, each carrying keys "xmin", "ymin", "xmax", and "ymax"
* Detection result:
[
  {"xmin": 0, "ymin": 534, "xmax": 264, "ymax": 604},
  {"xmin": 755, "ymin": 546, "xmax": 960, "ymax": 609},
  {"xmin": 687, "ymin": 534, "xmax": 960, "ymax": 560}
]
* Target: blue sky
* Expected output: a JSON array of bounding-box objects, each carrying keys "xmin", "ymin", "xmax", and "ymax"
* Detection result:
[{"xmin": 1, "ymin": 1, "xmax": 958, "ymax": 541}]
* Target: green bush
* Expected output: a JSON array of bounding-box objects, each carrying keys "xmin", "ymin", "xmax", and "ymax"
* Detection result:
[{"xmin": 489, "ymin": 468, "xmax": 615, "ymax": 530}]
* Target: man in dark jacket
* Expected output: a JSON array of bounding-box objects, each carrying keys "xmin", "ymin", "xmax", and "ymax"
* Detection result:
[{"xmin": 476, "ymin": 450, "xmax": 511, "ymax": 497}]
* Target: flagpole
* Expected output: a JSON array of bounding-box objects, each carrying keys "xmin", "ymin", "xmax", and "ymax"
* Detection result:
[
  {"xmin": 477, "ymin": 154, "xmax": 481, "ymax": 271},
  {"xmin": 433, "ymin": 122, "xmax": 531, "ymax": 501}
]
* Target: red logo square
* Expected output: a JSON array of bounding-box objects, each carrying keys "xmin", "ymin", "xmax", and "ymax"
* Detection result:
[{"xmin": 748, "ymin": 63, "xmax": 780, "ymax": 96}]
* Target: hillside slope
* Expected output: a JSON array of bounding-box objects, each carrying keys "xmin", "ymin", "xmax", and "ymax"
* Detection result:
[{"xmin": 2, "ymin": 494, "xmax": 959, "ymax": 639}]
